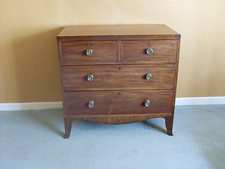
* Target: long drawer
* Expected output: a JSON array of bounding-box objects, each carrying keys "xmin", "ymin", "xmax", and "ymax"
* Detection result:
[
  {"xmin": 64, "ymin": 90, "xmax": 173, "ymax": 115},
  {"xmin": 62, "ymin": 65, "xmax": 176, "ymax": 91}
]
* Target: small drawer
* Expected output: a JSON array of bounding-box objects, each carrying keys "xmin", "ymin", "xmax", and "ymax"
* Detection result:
[
  {"xmin": 64, "ymin": 90, "xmax": 173, "ymax": 115},
  {"xmin": 120, "ymin": 40, "xmax": 177, "ymax": 64},
  {"xmin": 62, "ymin": 65, "xmax": 176, "ymax": 91},
  {"xmin": 59, "ymin": 40, "xmax": 118, "ymax": 65}
]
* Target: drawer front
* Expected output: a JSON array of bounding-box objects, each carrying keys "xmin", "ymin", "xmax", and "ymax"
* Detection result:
[
  {"xmin": 64, "ymin": 91, "xmax": 173, "ymax": 115},
  {"xmin": 120, "ymin": 40, "xmax": 177, "ymax": 64},
  {"xmin": 62, "ymin": 65, "xmax": 176, "ymax": 91},
  {"xmin": 60, "ymin": 40, "xmax": 118, "ymax": 65}
]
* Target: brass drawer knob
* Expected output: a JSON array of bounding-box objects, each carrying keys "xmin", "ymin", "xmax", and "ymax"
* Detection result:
[
  {"xmin": 84, "ymin": 49, "xmax": 93, "ymax": 56},
  {"xmin": 88, "ymin": 100, "xmax": 95, "ymax": 109},
  {"xmin": 145, "ymin": 72, "xmax": 152, "ymax": 80},
  {"xmin": 86, "ymin": 74, "xmax": 95, "ymax": 81},
  {"xmin": 145, "ymin": 48, "xmax": 154, "ymax": 56},
  {"xmin": 144, "ymin": 99, "xmax": 151, "ymax": 108}
]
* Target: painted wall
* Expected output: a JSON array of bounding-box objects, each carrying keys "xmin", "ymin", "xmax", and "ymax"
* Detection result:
[{"xmin": 0, "ymin": 0, "xmax": 225, "ymax": 102}]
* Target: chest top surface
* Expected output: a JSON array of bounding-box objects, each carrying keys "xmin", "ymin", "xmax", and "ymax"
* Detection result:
[{"xmin": 57, "ymin": 24, "xmax": 180, "ymax": 39}]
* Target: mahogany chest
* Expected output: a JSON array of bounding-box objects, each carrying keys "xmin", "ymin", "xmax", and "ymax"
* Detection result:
[{"xmin": 57, "ymin": 24, "xmax": 180, "ymax": 138}]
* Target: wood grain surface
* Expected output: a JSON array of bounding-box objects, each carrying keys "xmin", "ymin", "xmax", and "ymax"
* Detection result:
[
  {"xmin": 62, "ymin": 65, "xmax": 176, "ymax": 91},
  {"xmin": 60, "ymin": 40, "xmax": 118, "ymax": 65},
  {"xmin": 63, "ymin": 90, "xmax": 173, "ymax": 115}
]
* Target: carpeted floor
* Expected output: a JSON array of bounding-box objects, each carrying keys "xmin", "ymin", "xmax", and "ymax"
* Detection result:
[{"xmin": 0, "ymin": 105, "xmax": 225, "ymax": 169}]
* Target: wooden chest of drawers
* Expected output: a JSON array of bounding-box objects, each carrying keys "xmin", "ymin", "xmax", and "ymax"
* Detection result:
[{"xmin": 57, "ymin": 24, "xmax": 180, "ymax": 138}]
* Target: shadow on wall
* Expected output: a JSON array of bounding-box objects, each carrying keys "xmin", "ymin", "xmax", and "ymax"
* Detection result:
[{"xmin": 12, "ymin": 28, "xmax": 63, "ymax": 102}]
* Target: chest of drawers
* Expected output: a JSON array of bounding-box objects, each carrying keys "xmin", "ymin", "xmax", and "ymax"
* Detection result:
[{"xmin": 57, "ymin": 24, "xmax": 180, "ymax": 138}]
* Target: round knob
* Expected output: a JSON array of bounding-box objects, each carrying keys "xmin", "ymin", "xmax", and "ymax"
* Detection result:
[
  {"xmin": 145, "ymin": 48, "xmax": 154, "ymax": 56},
  {"xmin": 84, "ymin": 49, "xmax": 93, "ymax": 56},
  {"xmin": 145, "ymin": 72, "xmax": 152, "ymax": 80},
  {"xmin": 88, "ymin": 100, "xmax": 95, "ymax": 109},
  {"xmin": 86, "ymin": 74, "xmax": 95, "ymax": 81},
  {"xmin": 144, "ymin": 99, "xmax": 151, "ymax": 108}
]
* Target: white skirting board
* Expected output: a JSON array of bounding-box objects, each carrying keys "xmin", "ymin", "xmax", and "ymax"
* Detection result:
[
  {"xmin": 0, "ymin": 102, "xmax": 63, "ymax": 111},
  {"xmin": 0, "ymin": 97, "xmax": 225, "ymax": 111}
]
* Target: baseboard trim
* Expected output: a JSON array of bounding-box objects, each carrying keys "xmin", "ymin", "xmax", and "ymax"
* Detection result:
[
  {"xmin": 0, "ymin": 97, "xmax": 225, "ymax": 111},
  {"xmin": 175, "ymin": 96, "xmax": 225, "ymax": 105},
  {"xmin": 0, "ymin": 102, "xmax": 63, "ymax": 111}
]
